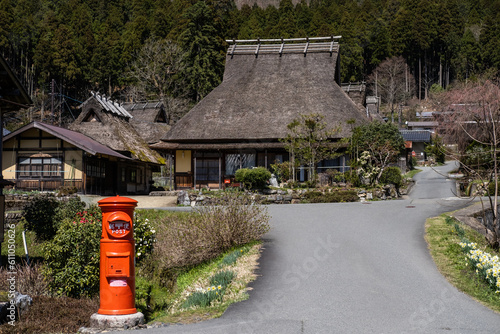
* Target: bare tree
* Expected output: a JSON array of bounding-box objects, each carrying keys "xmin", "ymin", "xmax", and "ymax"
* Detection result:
[
  {"xmin": 124, "ymin": 38, "xmax": 190, "ymax": 124},
  {"xmin": 438, "ymin": 79, "xmax": 500, "ymax": 248},
  {"xmin": 368, "ymin": 56, "xmax": 414, "ymax": 123}
]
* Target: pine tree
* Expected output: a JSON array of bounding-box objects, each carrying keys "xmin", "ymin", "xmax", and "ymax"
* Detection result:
[{"xmin": 179, "ymin": 1, "xmax": 225, "ymax": 102}]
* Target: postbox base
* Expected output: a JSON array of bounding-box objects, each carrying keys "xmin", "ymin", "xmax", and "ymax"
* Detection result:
[
  {"xmin": 90, "ymin": 312, "xmax": 144, "ymax": 329},
  {"xmin": 98, "ymin": 306, "xmax": 137, "ymax": 315}
]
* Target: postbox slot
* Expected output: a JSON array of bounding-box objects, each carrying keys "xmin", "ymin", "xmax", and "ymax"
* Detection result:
[{"xmin": 106, "ymin": 252, "xmax": 130, "ymax": 278}]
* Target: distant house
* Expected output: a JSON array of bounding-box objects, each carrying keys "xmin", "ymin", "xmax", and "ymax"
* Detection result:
[
  {"xmin": 67, "ymin": 92, "xmax": 165, "ymax": 193},
  {"xmin": 407, "ymin": 121, "xmax": 438, "ymax": 133},
  {"xmin": 122, "ymin": 101, "xmax": 171, "ymax": 144},
  {"xmin": 151, "ymin": 37, "xmax": 369, "ymax": 189},
  {"xmin": 2, "ymin": 122, "xmax": 139, "ymax": 194},
  {"xmin": 400, "ymin": 129, "xmax": 432, "ymax": 162}
]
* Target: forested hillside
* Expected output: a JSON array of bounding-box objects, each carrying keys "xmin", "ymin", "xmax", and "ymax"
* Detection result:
[{"xmin": 1, "ymin": 0, "xmax": 499, "ymax": 122}]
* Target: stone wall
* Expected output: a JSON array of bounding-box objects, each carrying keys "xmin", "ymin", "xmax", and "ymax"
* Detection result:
[{"xmin": 176, "ymin": 183, "xmax": 411, "ymax": 206}]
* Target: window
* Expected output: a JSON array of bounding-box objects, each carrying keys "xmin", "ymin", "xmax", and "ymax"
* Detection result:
[
  {"xmin": 86, "ymin": 160, "xmax": 105, "ymax": 178},
  {"xmin": 18, "ymin": 156, "xmax": 63, "ymax": 179},
  {"xmin": 225, "ymin": 154, "xmax": 255, "ymax": 175},
  {"xmin": 196, "ymin": 159, "xmax": 219, "ymax": 182}
]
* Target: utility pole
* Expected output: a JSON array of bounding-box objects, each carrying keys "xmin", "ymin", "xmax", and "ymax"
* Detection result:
[{"xmin": 51, "ymin": 79, "xmax": 55, "ymax": 125}]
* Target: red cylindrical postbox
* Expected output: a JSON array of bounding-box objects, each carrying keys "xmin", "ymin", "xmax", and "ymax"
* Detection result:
[{"xmin": 97, "ymin": 195, "xmax": 138, "ymax": 315}]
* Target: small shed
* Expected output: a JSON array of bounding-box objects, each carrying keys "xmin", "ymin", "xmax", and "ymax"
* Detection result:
[{"xmin": 400, "ymin": 129, "xmax": 432, "ymax": 162}]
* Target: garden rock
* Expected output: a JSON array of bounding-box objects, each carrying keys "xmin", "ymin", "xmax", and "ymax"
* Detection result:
[
  {"xmin": 15, "ymin": 292, "xmax": 32, "ymax": 316},
  {"xmin": 269, "ymin": 174, "xmax": 279, "ymax": 187},
  {"xmin": 177, "ymin": 191, "xmax": 191, "ymax": 206}
]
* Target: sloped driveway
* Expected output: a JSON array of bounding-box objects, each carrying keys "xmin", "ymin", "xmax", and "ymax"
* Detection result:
[{"xmin": 133, "ymin": 162, "xmax": 500, "ymax": 333}]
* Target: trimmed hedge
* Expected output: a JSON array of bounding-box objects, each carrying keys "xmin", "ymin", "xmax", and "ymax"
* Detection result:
[
  {"xmin": 303, "ymin": 190, "xmax": 359, "ymax": 203},
  {"xmin": 235, "ymin": 167, "xmax": 271, "ymax": 189}
]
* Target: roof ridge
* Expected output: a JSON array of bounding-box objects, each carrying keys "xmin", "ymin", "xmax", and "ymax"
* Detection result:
[
  {"xmin": 226, "ymin": 36, "xmax": 341, "ymax": 57},
  {"xmin": 91, "ymin": 91, "xmax": 133, "ymax": 119}
]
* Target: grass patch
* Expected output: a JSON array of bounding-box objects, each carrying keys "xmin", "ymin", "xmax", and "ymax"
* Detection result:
[
  {"xmin": 425, "ymin": 214, "xmax": 500, "ymax": 313},
  {"xmin": 404, "ymin": 168, "xmax": 422, "ymax": 179},
  {"xmin": 152, "ymin": 243, "xmax": 262, "ymax": 324}
]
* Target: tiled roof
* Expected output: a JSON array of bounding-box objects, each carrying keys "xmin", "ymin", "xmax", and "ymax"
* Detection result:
[
  {"xmin": 86, "ymin": 91, "xmax": 133, "ymax": 119},
  {"xmin": 4, "ymin": 122, "xmax": 130, "ymax": 160},
  {"xmin": 400, "ymin": 130, "xmax": 432, "ymax": 142}
]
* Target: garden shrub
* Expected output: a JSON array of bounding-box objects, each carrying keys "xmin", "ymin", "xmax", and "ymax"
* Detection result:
[
  {"xmin": 380, "ymin": 167, "xmax": 403, "ymax": 188},
  {"xmin": 134, "ymin": 212, "xmax": 157, "ymax": 262},
  {"xmin": 344, "ymin": 171, "xmax": 361, "ymax": 187},
  {"xmin": 235, "ymin": 167, "xmax": 271, "ymax": 189},
  {"xmin": 53, "ymin": 196, "xmax": 86, "ymax": 228},
  {"xmin": 43, "ymin": 206, "xmax": 102, "ymax": 298},
  {"xmin": 488, "ymin": 181, "xmax": 497, "ymax": 196},
  {"xmin": 23, "ymin": 194, "xmax": 86, "ymax": 241},
  {"xmin": 43, "ymin": 206, "xmax": 158, "ymax": 298},
  {"xmin": 23, "ymin": 193, "xmax": 60, "ymax": 241},
  {"xmin": 270, "ymin": 161, "xmax": 291, "ymax": 183},
  {"xmin": 409, "ymin": 156, "xmax": 418, "ymax": 170}
]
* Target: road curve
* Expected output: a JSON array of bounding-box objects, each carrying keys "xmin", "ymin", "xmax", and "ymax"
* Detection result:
[{"xmin": 128, "ymin": 162, "xmax": 500, "ymax": 333}]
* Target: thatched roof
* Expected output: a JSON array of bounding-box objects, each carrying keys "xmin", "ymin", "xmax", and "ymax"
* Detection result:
[
  {"xmin": 71, "ymin": 94, "xmax": 163, "ymax": 164},
  {"xmin": 122, "ymin": 102, "xmax": 171, "ymax": 144},
  {"xmin": 158, "ymin": 37, "xmax": 368, "ymax": 149}
]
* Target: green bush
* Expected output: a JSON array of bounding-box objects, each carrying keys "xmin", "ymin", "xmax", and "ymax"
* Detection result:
[
  {"xmin": 380, "ymin": 167, "xmax": 403, "ymax": 188},
  {"xmin": 23, "ymin": 194, "xmax": 60, "ymax": 241},
  {"xmin": 409, "ymin": 156, "xmax": 418, "ymax": 170},
  {"xmin": 23, "ymin": 194, "xmax": 86, "ymax": 241},
  {"xmin": 134, "ymin": 212, "xmax": 157, "ymax": 263},
  {"xmin": 43, "ymin": 206, "xmax": 102, "ymax": 298},
  {"xmin": 344, "ymin": 171, "xmax": 361, "ymax": 187},
  {"xmin": 270, "ymin": 161, "xmax": 291, "ymax": 183},
  {"xmin": 43, "ymin": 206, "xmax": 158, "ymax": 298},
  {"xmin": 235, "ymin": 167, "xmax": 271, "ymax": 190},
  {"xmin": 54, "ymin": 197, "xmax": 86, "ymax": 228}
]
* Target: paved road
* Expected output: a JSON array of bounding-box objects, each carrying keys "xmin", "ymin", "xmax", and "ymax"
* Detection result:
[{"xmin": 130, "ymin": 162, "xmax": 500, "ymax": 333}]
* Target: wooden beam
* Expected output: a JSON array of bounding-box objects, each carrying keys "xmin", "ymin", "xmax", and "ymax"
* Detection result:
[{"xmin": 226, "ymin": 36, "xmax": 342, "ymax": 44}]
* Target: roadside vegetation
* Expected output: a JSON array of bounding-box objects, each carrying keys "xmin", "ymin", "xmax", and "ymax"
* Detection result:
[
  {"xmin": 426, "ymin": 214, "xmax": 500, "ymax": 313},
  {"xmin": 0, "ymin": 192, "xmax": 269, "ymax": 333}
]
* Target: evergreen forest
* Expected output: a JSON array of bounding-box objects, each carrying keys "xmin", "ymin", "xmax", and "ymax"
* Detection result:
[{"xmin": 1, "ymin": 0, "xmax": 499, "ymax": 121}]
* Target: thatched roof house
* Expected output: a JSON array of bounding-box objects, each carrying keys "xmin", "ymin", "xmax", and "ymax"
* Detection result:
[
  {"xmin": 152, "ymin": 37, "xmax": 369, "ymax": 189},
  {"xmin": 122, "ymin": 101, "xmax": 171, "ymax": 144},
  {"xmin": 71, "ymin": 92, "xmax": 163, "ymax": 164}
]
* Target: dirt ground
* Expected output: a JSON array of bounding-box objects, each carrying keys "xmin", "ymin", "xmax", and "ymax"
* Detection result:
[{"xmin": 78, "ymin": 195, "xmax": 177, "ymax": 208}]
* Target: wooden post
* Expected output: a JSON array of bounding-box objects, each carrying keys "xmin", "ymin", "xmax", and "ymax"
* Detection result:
[
  {"xmin": 219, "ymin": 152, "xmax": 222, "ymax": 189},
  {"xmin": 193, "ymin": 152, "xmax": 197, "ymax": 190}
]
